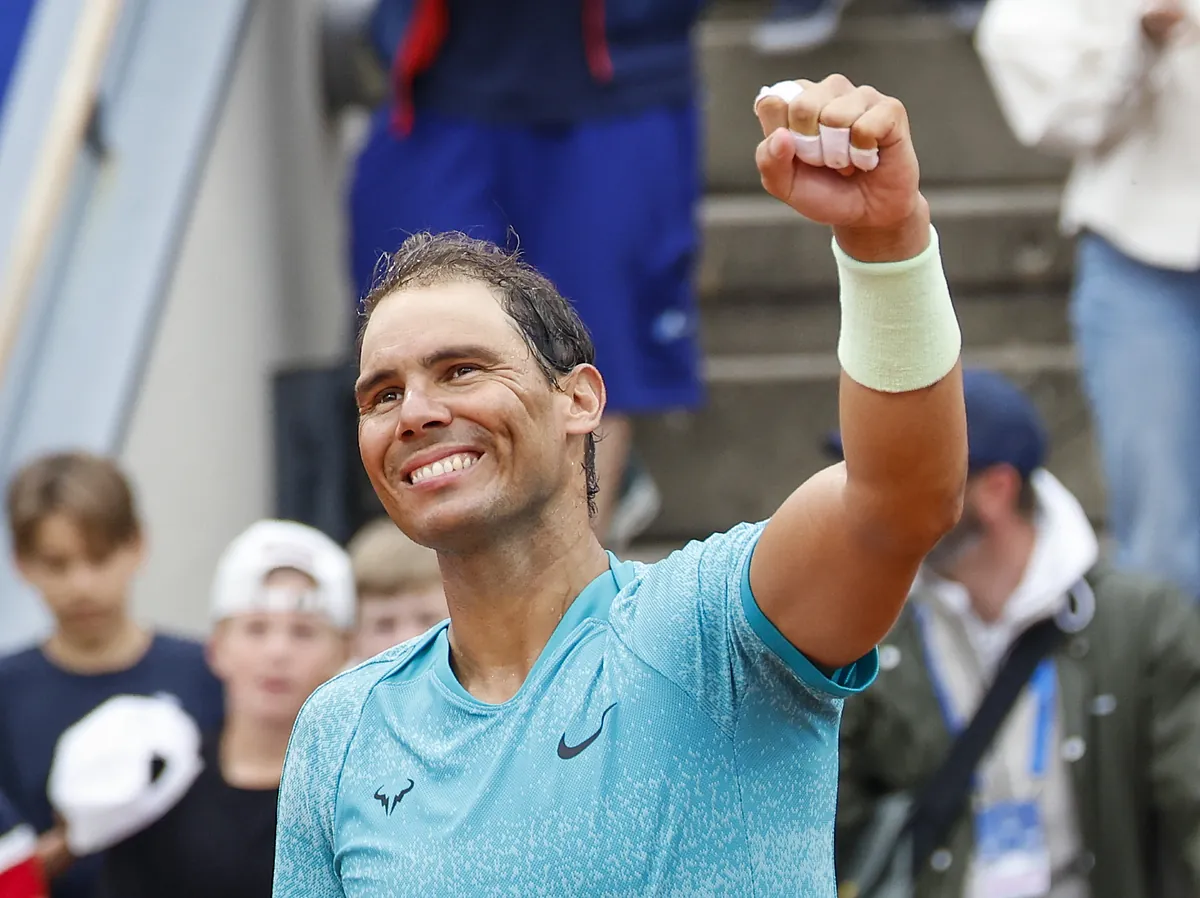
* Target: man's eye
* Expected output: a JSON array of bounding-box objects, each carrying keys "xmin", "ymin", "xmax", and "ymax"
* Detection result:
[
  {"xmin": 452, "ymin": 365, "xmax": 478, "ymax": 378},
  {"xmin": 377, "ymin": 389, "xmax": 401, "ymax": 404}
]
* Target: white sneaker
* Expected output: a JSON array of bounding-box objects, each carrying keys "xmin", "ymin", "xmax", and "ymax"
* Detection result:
[
  {"xmin": 752, "ymin": 0, "xmax": 848, "ymax": 54},
  {"xmin": 945, "ymin": 1, "xmax": 985, "ymax": 32}
]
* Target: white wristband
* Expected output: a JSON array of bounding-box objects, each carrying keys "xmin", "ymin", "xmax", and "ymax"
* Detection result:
[{"xmin": 834, "ymin": 226, "xmax": 962, "ymax": 393}]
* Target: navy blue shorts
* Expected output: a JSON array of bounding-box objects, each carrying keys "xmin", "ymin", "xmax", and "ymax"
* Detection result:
[{"xmin": 348, "ymin": 105, "xmax": 704, "ymax": 414}]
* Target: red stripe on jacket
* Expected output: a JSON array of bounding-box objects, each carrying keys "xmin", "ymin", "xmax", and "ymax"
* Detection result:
[
  {"xmin": 389, "ymin": 0, "xmax": 616, "ymax": 134},
  {"xmin": 582, "ymin": 0, "xmax": 614, "ymax": 82},
  {"xmin": 389, "ymin": 0, "xmax": 450, "ymax": 135}
]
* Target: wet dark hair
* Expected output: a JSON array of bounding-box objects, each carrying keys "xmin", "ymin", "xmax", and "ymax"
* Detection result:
[{"xmin": 359, "ymin": 231, "xmax": 599, "ymax": 516}]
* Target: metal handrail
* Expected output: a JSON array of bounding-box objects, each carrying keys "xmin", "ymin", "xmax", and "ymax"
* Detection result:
[{"xmin": 0, "ymin": 0, "xmax": 124, "ymax": 389}]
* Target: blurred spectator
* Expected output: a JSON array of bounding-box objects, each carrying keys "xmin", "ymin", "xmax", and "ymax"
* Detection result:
[
  {"xmin": 832, "ymin": 370, "xmax": 1200, "ymax": 898},
  {"xmin": 977, "ymin": 0, "xmax": 1200, "ymax": 600},
  {"xmin": 753, "ymin": 0, "xmax": 984, "ymax": 55},
  {"xmin": 0, "ymin": 789, "xmax": 44, "ymax": 898},
  {"xmin": 347, "ymin": 517, "xmax": 447, "ymax": 662},
  {"xmin": 94, "ymin": 520, "xmax": 352, "ymax": 898},
  {"xmin": 348, "ymin": 0, "xmax": 709, "ymax": 550},
  {"xmin": 0, "ymin": 452, "xmax": 223, "ymax": 898}
]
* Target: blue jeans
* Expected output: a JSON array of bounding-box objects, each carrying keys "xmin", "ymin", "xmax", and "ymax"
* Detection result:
[{"xmin": 1071, "ymin": 232, "xmax": 1200, "ymax": 599}]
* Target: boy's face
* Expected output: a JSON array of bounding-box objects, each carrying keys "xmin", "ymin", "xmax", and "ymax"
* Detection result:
[
  {"xmin": 208, "ymin": 568, "xmax": 347, "ymax": 726},
  {"xmin": 354, "ymin": 583, "xmax": 448, "ymax": 661},
  {"xmin": 15, "ymin": 513, "xmax": 142, "ymax": 636}
]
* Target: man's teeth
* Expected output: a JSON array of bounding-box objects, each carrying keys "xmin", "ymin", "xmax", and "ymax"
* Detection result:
[{"xmin": 410, "ymin": 454, "xmax": 478, "ymax": 484}]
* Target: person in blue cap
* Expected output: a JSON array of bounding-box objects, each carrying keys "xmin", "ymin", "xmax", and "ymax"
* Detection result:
[
  {"xmin": 830, "ymin": 368, "xmax": 1200, "ymax": 898},
  {"xmin": 825, "ymin": 368, "xmax": 1049, "ymax": 578}
]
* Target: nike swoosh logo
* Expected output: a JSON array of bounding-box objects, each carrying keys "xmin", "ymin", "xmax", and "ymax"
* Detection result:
[{"xmin": 557, "ymin": 702, "xmax": 617, "ymax": 760}]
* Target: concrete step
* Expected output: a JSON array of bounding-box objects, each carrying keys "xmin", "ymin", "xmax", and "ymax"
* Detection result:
[
  {"xmin": 707, "ymin": 0, "xmax": 945, "ymax": 20},
  {"xmin": 696, "ymin": 290, "xmax": 1073, "ymax": 356},
  {"xmin": 635, "ymin": 294, "xmax": 1103, "ymax": 542},
  {"xmin": 699, "ymin": 186, "xmax": 1071, "ymax": 301},
  {"xmin": 698, "ymin": 12, "xmax": 1069, "ymax": 190}
]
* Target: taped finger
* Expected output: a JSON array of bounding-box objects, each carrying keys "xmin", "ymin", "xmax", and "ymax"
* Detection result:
[
  {"xmin": 819, "ymin": 125, "xmax": 851, "ymax": 170},
  {"xmin": 754, "ymin": 80, "xmax": 805, "ymax": 113},
  {"xmin": 849, "ymin": 145, "xmax": 879, "ymax": 171},
  {"xmin": 850, "ymin": 98, "xmax": 908, "ymax": 156},
  {"xmin": 791, "ymin": 131, "xmax": 824, "ymax": 166}
]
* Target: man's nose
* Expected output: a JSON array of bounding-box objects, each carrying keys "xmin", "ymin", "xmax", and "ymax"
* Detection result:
[{"xmin": 395, "ymin": 384, "xmax": 452, "ymax": 438}]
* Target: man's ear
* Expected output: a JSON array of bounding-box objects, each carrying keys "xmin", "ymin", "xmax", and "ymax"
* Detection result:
[{"xmin": 560, "ymin": 364, "xmax": 605, "ymax": 436}]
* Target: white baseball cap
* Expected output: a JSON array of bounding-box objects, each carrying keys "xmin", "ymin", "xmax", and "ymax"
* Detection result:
[
  {"xmin": 48, "ymin": 694, "xmax": 203, "ymax": 855},
  {"xmin": 211, "ymin": 519, "xmax": 355, "ymax": 629}
]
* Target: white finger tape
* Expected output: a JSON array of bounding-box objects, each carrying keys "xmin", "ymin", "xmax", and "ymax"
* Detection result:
[
  {"xmin": 819, "ymin": 125, "xmax": 851, "ymax": 170},
  {"xmin": 791, "ymin": 131, "xmax": 824, "ymax": 166},
  {"xmin": 756, "ymin": 81, "xmax": 881, "ymax": 173},
  {"xmin": 849, "ymin": 145, "xmax": 880, "ymax": 172},
  {"xmin": 754, "ymin": 80, "xmax": 804, "ymax": 112}
]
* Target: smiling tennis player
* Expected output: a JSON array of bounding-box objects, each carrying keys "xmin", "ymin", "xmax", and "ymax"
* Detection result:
[{"xmin": 273, "ymin": 72, "xmax": 967, "ymax": 897}]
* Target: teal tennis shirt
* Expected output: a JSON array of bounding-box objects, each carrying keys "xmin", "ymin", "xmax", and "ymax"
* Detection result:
[{"xmin": 274, "ymin": 522, "xmax": 878, "ymax": 896}]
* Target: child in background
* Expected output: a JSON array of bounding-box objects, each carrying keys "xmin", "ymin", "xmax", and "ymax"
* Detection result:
[
  {"xmin": 0, "ymin": 452, "xmax": 222, "ymax": 898},
  {"xmin": 347, "ymin": 517, "xmax": 447, "ymax": 662},
  {"xmin": 93, "ymin": 519, "xmax": 352, "ymax": 898}
]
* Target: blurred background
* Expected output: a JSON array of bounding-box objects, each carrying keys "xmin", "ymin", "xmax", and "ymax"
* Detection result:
[
  {"xmin": 0, "ymin": 0, "xmax": 1093, "ymax": 651},
  {"xmin": 5, "ymin": 2, "xmax": 1200, "ymax": 897}
]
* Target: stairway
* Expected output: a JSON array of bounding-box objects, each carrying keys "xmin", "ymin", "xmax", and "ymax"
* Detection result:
[{"xmin": 634, "ymin": 0, "xmax": 1104, "ymax": 544}]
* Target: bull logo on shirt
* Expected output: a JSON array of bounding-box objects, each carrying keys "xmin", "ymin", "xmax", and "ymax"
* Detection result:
[{"xmin": 373, "ymin": 778, "xmax": 415, "ymax": 816}]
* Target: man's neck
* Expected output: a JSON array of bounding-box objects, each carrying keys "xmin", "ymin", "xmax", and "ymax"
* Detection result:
[
  {"xmin": 439, "ymin": 506, "xmax": 610, "ymax": 705},
  {"xmin": 942, "ymin": 521, "xmax": 1038, "ymax": 624},
  {"xmin": 43, "ymin": 615, "xmax": 151, "ymax": 674},
  {"xmin": 220, "ymin": 717, "xmax": 293, "ymax": 790}
]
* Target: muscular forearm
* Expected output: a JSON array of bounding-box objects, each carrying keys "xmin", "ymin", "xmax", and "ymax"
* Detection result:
[
  {"xmin": 833, "ymin": 203, "xmax": 966, "ymax": 553},
  {"xmin": 838, "ymin": 367, "xmax": 966, "ymax": 553}
]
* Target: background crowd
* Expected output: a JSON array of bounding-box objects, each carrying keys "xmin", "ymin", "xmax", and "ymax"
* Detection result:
[{"xmin": 0, "ymin": 0, "xmax": 1197, "ymax": 896}]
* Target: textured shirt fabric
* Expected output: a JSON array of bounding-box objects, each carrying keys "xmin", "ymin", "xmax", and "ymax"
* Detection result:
[{"xmin": 274, "ymin": 522, "xmax": 879, "ymax": 897}]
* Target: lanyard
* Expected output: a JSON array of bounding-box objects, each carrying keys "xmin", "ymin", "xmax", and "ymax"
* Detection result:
[{"xmin": 914, "ymin": 604, "xmax": 1057, "ymax": 781}]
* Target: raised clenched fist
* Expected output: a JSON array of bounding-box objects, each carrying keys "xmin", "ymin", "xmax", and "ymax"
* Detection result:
[{"xmin": 754, "ymin": 75, "xmax": 923, "ymax": 236}]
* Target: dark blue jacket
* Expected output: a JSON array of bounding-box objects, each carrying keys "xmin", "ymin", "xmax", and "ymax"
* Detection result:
[{"xmin": 370, "ymin": 0, "xmax": 707, "ymax": 129}]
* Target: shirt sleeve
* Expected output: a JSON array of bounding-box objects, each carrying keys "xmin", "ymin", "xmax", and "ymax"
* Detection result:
[
  {"xmin": 620, "ymin": 521, "xmax": 879, "ymax": 736},
  {"xmin": 273, "ymin": 673, "xmax": 370, "ymax": 898}
]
